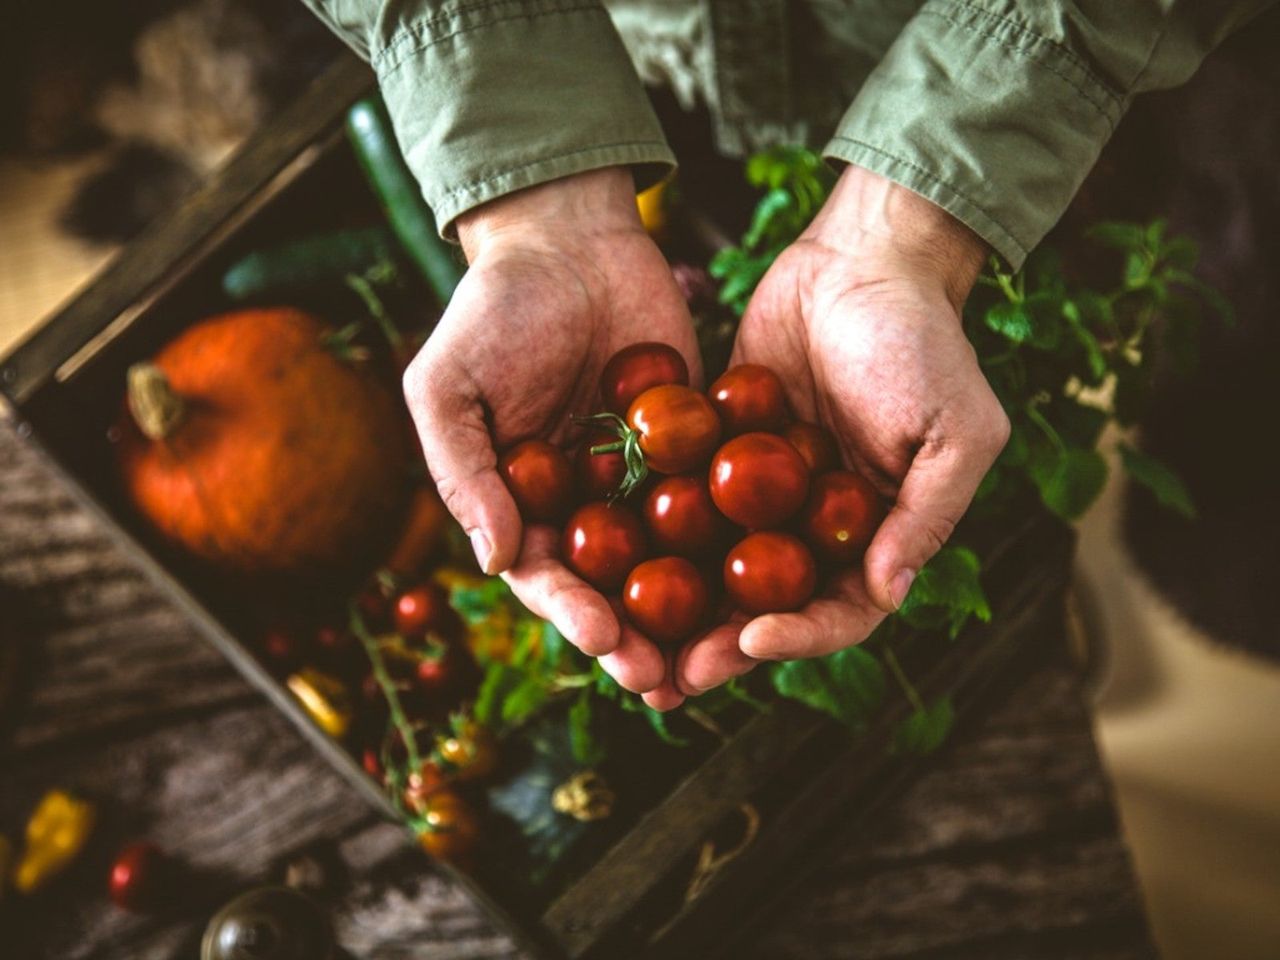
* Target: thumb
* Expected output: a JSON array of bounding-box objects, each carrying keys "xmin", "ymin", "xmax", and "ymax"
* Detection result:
[
  {"xmin": 863, "ymin": 413, "xmax": 1008, "ymax": 613},
  {"xmin": 402, "ymin": 354, "xmax": 522, "ymax": 575}
]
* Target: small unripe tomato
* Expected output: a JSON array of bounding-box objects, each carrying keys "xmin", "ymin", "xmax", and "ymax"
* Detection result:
[
  {"xmin": 109, "ymin": 840, "xmax": 171, "ymax": 912},
  {"xmin": 709, "ymin": 433, "xmax": 809, "ymax": 529},
  {"xmin": 600, "ymin": 342, "xmax": 689, "ymax": 414},
  {"xmin": 416, "ymin": 789, "xmax": 480, "ymax": 865},
  {"xmin": 708, "ymin": 364, "xmax": 788, "ymax": 435},
  {"xmin": 623, "ymin": 557, "xmax": 709, "ymax": 643},
  {"xmin": 561, "ymin": 502, "xmax": 648, "ymax": 591},
  {"xmin": 724, "ymin": 532, "xmax": 817, "ymax": 614},
  {"xmin": 498, "ymin": 439, "xmax": 573, "ymax": 523},
  {"xmin": 783, "ymin": 421, "xmax": 840, "ymax": 475},
  {"xmin": 437, "ymin": 722, "xmax": 499, "ymax": 781},
  {"xmin": 626, "ymin": 385, "xmax": 722, "ymax": 474},
  {"xmin": 800, "ymin": 470, "xmax": 885, "ymax": 563},
  {"xmin": 393, "ymin": 583, "xmax": 451, "ymax": 636},
  {"xmin": 642, "ymin": 475, "xmax": 727, "ymax": 557}
]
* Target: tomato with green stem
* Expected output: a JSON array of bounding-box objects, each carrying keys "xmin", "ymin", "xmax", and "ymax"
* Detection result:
[
  {"xmin": 623, "ymin": 557, "xmax": 709, "ymax": 643},
  {"xmin": 709, "ymin": 432, "xmax": 809, "ymax": 528},
  {"xmin": 724, "ymin": 532, "xmax": 817, "ymax": 614},
  {"xmin": 416, "ymin": 789, "xmax": 480, "ymax": 864},
  {"xmin": 708, "ymin": 364, "xmax": 788, "ymax": 435},
  {"xmin": 561, "ymin": 502, "xmax": 648, "ymax": 591},
  {"xmin": 599, "ymin": 342, "xmax": 688, "ymax": 414},
  {"xmin": 574, "ymin": 432, "xmax": 628, "ymax": 500},
  {"xmin": 498, "ymin": 439, "xmax": 573, "ymax": 523},
  {"xmin": 800, "ymin": 470, "xmax": 885, "ymax": 563}
]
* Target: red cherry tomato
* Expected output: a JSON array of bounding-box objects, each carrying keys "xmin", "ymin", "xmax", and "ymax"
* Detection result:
[
  {"xmin": 643, "ymin": 475, "xmax": 727, "ymax": 557},
  {"xmin": 709, "ymin": 432, "xmax": 809, "ymax": 529},
  {"xmin": 561, "ymin": 502, "xmax": 648, "ymax": 591},
  {"xmin": 600, "ymin": 342, "xmax": 689, "ymax": 414},
  {"xmin": 109, "ymin": 841, "xmax": 171, "ymax": 912},
  {"xmin": 574, "ymin": 433, "xmax": 628, "ymax": 500},
  {"xmin": 724, "ymin": 532, "xmax": 817, "ymax": 614},
  {"xmin": 498, "ymin": 439, "xmax": 573, "ymax": 523},
  {"xmin": 708, "ymin": 364, "xmax": 788, "ymax": 435},
  {"xmin": 394, "ymin": 583, "xmax": 451, "ymax": 636},
  {"xmin": 626, "ymin": 385, "xmax": 722, "ymax": 475},
  {"xmin": 801, "ymin": 470, "xmax": 885, "ymax": 563},
  {"xmin": 623, "ymin": 557, "xmax": 709, "ymax": 643},
  {"xmin": 783, "ymin": 421, "xmax": 841, "ymax": 475}
]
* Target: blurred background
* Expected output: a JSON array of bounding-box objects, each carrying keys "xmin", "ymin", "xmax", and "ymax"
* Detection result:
[{"xmin": 1, "ymin": 1, "xmax": 1278, "ymax": 957}]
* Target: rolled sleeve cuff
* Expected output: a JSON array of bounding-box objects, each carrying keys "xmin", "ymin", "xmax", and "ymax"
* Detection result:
[
  {"xmin": 373, "ymin": 1, "xmax": 675, "ymax": 236},
  {"xmin": 824, "ymin": 0, "xmax": 1127, "ymax": 268}
]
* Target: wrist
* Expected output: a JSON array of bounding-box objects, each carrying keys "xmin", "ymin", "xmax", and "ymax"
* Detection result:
[
  {"xmin": 456, "ymin": 166, "xmax": 642, "ymax": 260},
  {"xmin": 807, "ymin": 165, "xmax": 988, "ymax": 308}
]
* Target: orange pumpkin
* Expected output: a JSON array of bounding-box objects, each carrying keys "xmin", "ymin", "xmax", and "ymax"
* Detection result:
[{"xmin": 116, "ymin": 308, "xmax": 410, "ymax": 578}]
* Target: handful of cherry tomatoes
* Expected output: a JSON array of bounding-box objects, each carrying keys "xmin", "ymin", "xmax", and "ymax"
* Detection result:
[{"xmin": 499, "ymin": 343, "xmax": 887, "ymax": 648}]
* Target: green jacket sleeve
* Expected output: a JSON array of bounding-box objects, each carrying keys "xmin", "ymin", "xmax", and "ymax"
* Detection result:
[
  {"xmin": 825, "ymin": 0, "xmax": 1274, "ymax": 267},
  {"xmin": 298, "ymin": 0, "xmax": 675, "ymax": 236}
]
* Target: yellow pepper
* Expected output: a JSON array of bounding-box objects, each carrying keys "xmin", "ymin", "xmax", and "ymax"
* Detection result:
[
  {"xmin": 286, "ymin": 668, "xmax": 353, "ymax": 739},
  {"xmin": 14, "ymin": 789, "xmax": 96, "ymax": 894},
  {"xmin": 636, "ymin": 178, "xmax": 669, "ymax": 237}
]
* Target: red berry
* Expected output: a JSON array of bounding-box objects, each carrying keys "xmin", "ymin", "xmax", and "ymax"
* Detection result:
[{"xmin": 109, "ymin": 841, "xmax": 170, "ymax": 912}]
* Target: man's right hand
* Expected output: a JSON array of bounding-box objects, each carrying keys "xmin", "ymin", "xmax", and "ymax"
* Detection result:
[{"xmin": 402, "ymin": 167, "xmax": 701, "ymax": 699}]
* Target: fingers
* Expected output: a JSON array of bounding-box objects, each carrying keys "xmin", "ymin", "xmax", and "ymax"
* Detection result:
[
  {"xmin": 499, "ymin": 526, "xmax": 620, "ymax": 657},
  {"xmin": 863, "ymin": 399, "xmax": 1009, "ymax": 613},
  {"xmin": 403, "ymin": 347, "xmax": 523, "ymax": 575},
  {"xmin": 675, "ymin": 619, "xmax": 755, "ymax": 696},
  {"xmin": 737, "ymin": 568, "xmax": 887, "ymax": 660},
  {"xmin": 642, "ymin": 648, "xmax": 686, "ymax": 711},
  {"xmin": 597, "ymin": 600, "xmax": 665, "ymax": 694}
]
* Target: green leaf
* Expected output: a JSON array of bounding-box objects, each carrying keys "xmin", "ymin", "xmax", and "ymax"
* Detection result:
[
  {"xmin": 474, "ymin": 663, "xmax": 522, "ymax": 728},
  {"xmin": 825, "ymin": 646, "xmax": 887, "ymax": 726},
  {"xmin": 899, "ymin": 546, "xmax": 991, "ymax": 638},
  {"xmin": 1061, "ymin": 301, "xmax": 1108, "ymax": 381},
  {"xmin": 769, "ymin": 647, "xmax": 886, "ymax": 731},
  {"xmin": 984, "ymin": 301, "xmax": 1034, "ymax": 343},
  {"xmin": 1164, "ymin": 268, "xmax": 1236, "ymax": 326},
  {"xmin": 501, "ymin": 675, "xmax": 550, "ymax": 727},
  {"xmin": 1029, "ymin": 446, "xmax": 1109, "ymax": 521},
  {"xmin": 1145, "ymin": 219, "xmax": 1168, "ymax": 249},
  {"xmin": 743, "ymin": 188, "xmax": 794, "ymax": 249},
  {"xmin": 568, "ymin": 689, "xmax": 605, "ymax": 765},
  {"xmin": 892, "ymin": 697, "xmax": 955, "ymax": 755},
  {"xmin": 1124, "ymin": 250, "xmax": 1154, "ymax": 289},
  {"xmin": 642, "ymin": 707, "xmax": 690, "ymax": 747},
  {"xmin": 1159, "ymin": 235, "xmax": 1198, "ymax": 270},
  {"xmin": 1118, "ymin": 443, "xmax": 1196, "ymax": 519},
  {"xmin": 1086, "ymin": 221, "xmax": 1145, "ymax": 251}
]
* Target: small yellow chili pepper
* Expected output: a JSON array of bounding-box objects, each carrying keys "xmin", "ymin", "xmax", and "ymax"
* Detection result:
[
  {"xmin": 286, "ymin": 668, "xmax": 353, "ymax": 739},
  {"xmin": 636, "ymin": 178, "xmax": 670, "ymax": 237},
  {"xmin": 14, "ymin": 789, "xmax": 96, "ymax": 894}
]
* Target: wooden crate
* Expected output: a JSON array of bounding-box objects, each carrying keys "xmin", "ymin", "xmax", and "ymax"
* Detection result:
[{"xmin": 0, "ymin": 52, "xmax": 1076, "ymax": 960}]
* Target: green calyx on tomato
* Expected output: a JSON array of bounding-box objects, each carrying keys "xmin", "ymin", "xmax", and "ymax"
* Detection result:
[{"xmin": 572, "ymin": 410, "xmax": 650, "ymax": 500}]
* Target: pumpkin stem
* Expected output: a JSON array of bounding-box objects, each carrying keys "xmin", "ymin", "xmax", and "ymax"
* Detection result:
[{"xmin": 126, "ymin": 363, "xmax": 186, "ymax": 441}]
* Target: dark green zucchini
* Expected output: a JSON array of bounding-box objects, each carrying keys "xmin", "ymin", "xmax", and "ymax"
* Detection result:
[
  {"xmin": 346, "ymin": 96, "xmax": 465, "ymax": 306},
  {"xmin": 220, "ymin": 226, "xmax": 400, "ymax": 302}
]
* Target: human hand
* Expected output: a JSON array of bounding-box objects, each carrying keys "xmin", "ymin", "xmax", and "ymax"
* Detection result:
[
  {"xmin": 402, "ymin": 167, "xmax": 702, "ymax": 695},
  {"xmin": 676, "ymin": 165, "xmax": 1009, "ymax": 697}
]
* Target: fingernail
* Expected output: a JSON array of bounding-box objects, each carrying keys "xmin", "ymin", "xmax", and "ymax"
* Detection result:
[
  {"xmin": 888, "ymin": 569, "xmax": 916, "ymax": 610},
  {"xmin": 469, "ymin": 529, "xmax": 492, "ymax": 573}
]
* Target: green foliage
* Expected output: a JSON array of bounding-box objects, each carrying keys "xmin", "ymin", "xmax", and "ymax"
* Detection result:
[
  {"xmin": 892, "ymin": 697, "xmax": 955, "ymax": 756},
  {"xmin": 769, "ymin": 646, "xmax": 886, "ymax": 731},
  {"xmin": 1118, "ymin": 442, "xmax": 1197, "ymax": 518},
  {"xmin": 898, "ymin": 546, "xmax": 991, "ymax": 639},
  {"xmin": 708, "ymin": 147, "xmax": 835, "ymax": 314}
]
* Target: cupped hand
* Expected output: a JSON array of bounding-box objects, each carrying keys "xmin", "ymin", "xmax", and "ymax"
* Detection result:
[
  {"xmin": 401, "ymin": 167, "xmax": 701, "ymax": 695},
  {"xmin": 676, "ymin": 165, "xmax": 1010, "ymax": 697}
]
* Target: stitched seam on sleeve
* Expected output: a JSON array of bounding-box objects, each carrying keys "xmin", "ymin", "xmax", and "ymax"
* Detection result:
[
  {"xmin": 936, "ymin": 0, "xmax": 1125, "ymax": 98},
  {"xmin": 919, "ymin": 4, "xmax": 1124, "ymax": 125},
  {"xmin": 828, "ymin": 136, "xmax": 1028, "ymax": 255},
  {"xmin": 436, "ymin": 141, "xmax": 672, "ymax": 201},
  {"xmin": 375, "ymin": 1, "xmax": 606, "ymax": 76}
]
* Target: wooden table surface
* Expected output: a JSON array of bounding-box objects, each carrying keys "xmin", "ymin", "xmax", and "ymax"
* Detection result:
[{"xmin": 0, "ymin": 420, "xmax": 1158, "ymax": 959}]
